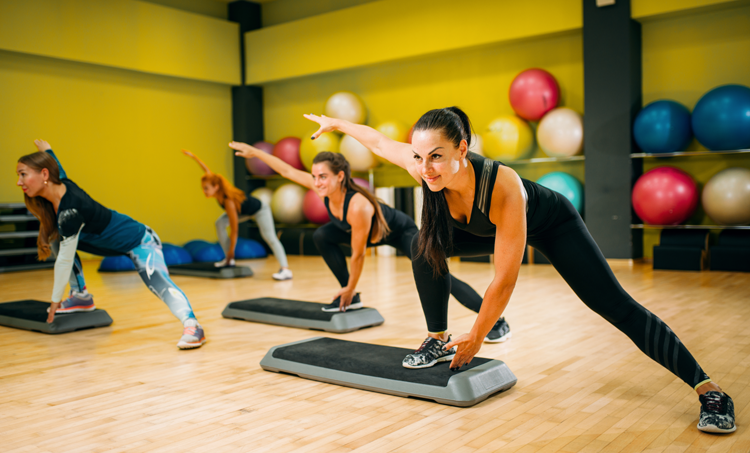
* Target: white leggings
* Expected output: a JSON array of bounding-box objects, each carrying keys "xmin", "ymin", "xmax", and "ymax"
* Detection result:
[{"xmin": 215, "ymin": 201, "xmax": 289, "ymax": 268}]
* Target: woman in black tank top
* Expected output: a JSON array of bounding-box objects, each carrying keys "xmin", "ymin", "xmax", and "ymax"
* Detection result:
[
  {"xmin": 230, "ymin": 142, "xmax": 505, "ymax": 328},
  {"xmin": 304, "ymin": 108, "xmax": 735, "ymax": 433}
]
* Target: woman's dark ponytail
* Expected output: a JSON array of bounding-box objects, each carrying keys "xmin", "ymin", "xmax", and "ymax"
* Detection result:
[{"xmin": 413, "ymin": 106, "xmax": 473, "ymax": 276}]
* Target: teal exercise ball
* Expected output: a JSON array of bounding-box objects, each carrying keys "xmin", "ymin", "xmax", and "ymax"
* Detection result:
[{"xmin": 537, "ymin": 172, "xmax": 584, "ymax": 213}]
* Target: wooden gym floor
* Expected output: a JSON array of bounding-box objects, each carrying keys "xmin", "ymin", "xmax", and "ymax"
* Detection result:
[{"xmin": 0, "ymin": 255, "xmax": 748, "ymax": 452}]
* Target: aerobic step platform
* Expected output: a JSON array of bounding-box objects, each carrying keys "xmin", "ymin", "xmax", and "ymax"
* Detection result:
[
  {"xmin": 222, "ymin": 298, "xmax": 384, "ymax": 333},
  {"xmin": 0, "ymin": 300, "xmax": 113, "ymax": 334},
  {"xmin": 260, "ymin": 337, "xmax": 517, "ymax": 406},
  {"xmin": 168, "ymin": 262, "xmax": 253, "ymax": 279}
]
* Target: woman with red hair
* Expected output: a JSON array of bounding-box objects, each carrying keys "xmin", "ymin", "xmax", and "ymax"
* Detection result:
[{"xmin": 183, "ymin": 150, "xmax": 291, "ymax": 280}]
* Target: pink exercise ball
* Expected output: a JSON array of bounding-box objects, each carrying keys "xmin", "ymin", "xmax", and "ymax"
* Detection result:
[
  {"xmin": 272, "ymin": 137, "xmax": 303, "ymax": 170},
  {"xmin": 303, "ymin": 190, "xmax": 330, "ymax": 225},
  {"xmin": 509, "ymin": 68, "xmax": 560, "ymax": 121},
  {"xmin": 632, "ymin": 167, "xmax": 699, "ymax": 225},
  {"xmin": 245, "ymin": 141, "xmax": 276, "ymax": 176},
  {"xmin": 352, "ymin": 177, "xmax": 372, "ymax": 192}
]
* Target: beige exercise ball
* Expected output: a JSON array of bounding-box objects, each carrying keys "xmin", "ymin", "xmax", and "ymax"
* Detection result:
[
  {"xmin": 250, "ymin": 187, "xmax": 273, "ymax": 207},
  {"xmin": 537, "ymin": 107, "xmax": 584, "ymax": 157},
  {"xmin": 339, "ymin": 134, "xmax": 378, "ymax": 171},
  {"xmin": 324, "ymin": 91, "xmax": 366, "ymax": 124},
  {"xmin": 271, "ymin": 184, "xmax": 307, "ymax": 224},
  {"xmin": 702, "ymin": 167, "xmax": 750, "ymax": 225}
]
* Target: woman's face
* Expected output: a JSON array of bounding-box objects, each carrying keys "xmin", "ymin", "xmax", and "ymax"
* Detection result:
[
  {"xmin": 311, "ymin": 162, "xmax": 344, "ymax": 198},
  {"xmin": 202, "ymin": 182, "xmax": 219, "ymax": 198},
  {"xmin": 411, "ymin": 129, "xmax": 467, "ymax": 192},
  {"xmin": 16, "ymin": 162, "xmax": 47, "ymax": 197}
]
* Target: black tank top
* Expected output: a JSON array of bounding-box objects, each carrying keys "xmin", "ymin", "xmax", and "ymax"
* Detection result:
[
  {"xmin": 324, "ymin": 191, "xmax": 397, "ymax": 233},
  {"xmin": 450, "ymin": 153, "xmax": 571, "ymax": 238},
  {"xmin": 219, "ymin": 195, "xmax": 261, "ymax": 217}
]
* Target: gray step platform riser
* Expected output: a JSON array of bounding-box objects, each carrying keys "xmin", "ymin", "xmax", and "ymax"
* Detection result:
[
  {"xmin": 222, "ymin": 307, "xmax": 384, "ymax": 333},
  {"xmin": 0, "ymin": 313, "xmax": 113, "ymax": 334},
  {"xmin": 169, "ymin": 267, "xmax": 253, "ymax": 279}
]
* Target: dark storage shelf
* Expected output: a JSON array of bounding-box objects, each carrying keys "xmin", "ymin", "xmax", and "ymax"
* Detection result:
[
  {"xmin": 631, "ymin": 149, "xmax": 750, "ymax": 158},
  {"xmin": 632, "ymin": 224, "xmax": 750, "ymax": 230},
  {"xmin": 505, "ymin": 155, "xmax": 585, "ymax": 165}
]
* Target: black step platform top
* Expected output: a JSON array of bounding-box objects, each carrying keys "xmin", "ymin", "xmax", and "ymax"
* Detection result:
[
  {"xmin": 169, "ymin": 263, "xmax": 227, "ymax": 271},
  {"xmin": 0, "ymin": 300, "xmax": 64, "ymax": 321},
  {"xmin": 0, "ymin": 300, "xmax": 113, "ymax": 334},
  {"xmin": 272, "ymin": 337, "xmax": 492, "ymax": 387},
  {"xmin": 227, "ymin": 298, "xmax": 339, "ymax": 321}
]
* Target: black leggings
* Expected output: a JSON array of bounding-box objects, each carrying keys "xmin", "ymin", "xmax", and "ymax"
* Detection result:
[
  {"xmin": 411, "ymin": 198, "xmax": 710, "ymax": 389},
  {"xmin": 312, "ymin": 222, "xmax": 485, "ymax": 314}
]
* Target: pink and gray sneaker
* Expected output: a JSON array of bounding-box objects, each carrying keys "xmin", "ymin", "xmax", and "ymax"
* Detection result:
[{"xmin": 55, "ymin": 292, "xmax": 95, "ymax": 314}]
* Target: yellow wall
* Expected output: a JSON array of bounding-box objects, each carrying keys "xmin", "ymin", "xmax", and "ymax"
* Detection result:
[
  {"xmin": 640, "ymin": 4, "xmax": 750, "ymax": 257},
  {"xmin": 261, "ymin": 0, "xmax": 378, "ymax": 27},
  {"xmin": 1, "ymin": 49, "xmax": 234, "ymax": 247}
]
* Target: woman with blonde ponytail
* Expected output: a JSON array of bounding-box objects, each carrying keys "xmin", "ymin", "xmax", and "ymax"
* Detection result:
[
  {"xmin": 16, "ymin": 140, "xmax": 205, "ymax": 349},
  {"xmin": 230, "ymin": 141, "xmax": 495, "ymax": 319},
  {"xmin": 182, "ymin": 150, "xmax": 291, "ymax": 280}
]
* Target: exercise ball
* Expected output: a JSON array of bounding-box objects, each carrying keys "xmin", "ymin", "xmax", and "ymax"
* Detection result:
[
  {"xmin": 352, "ymin": 177, "xmax": 372, "ymax": 192},
  {"xmin": 192, "ymin": 243, "xmax": 225, "ymax": 263},
  {"xmin": 272, "ymin": 137, "xmax": 303, "ymax": 170},
  {"xmin": 162, "ymin": 243, "xmax": 193, "ymax": 266},
  {"xmin": 340, "ymin": 134, "xmax": 378, "ymax": 171},
  {"xmin": 375, "ymin": 121, "xmax": 409, "ymax": 164},
  {"xmin": 536, "ymin": 172, "xmax": 584, "ymax": 213},
  {"xmin": 303, "ymin": 190, "xmax": 330, "ymax": 224},
  {"xmin": 99, "ymin": 255, "xmax": 135, "ymax": 272},
  {"xmin": 407, "ymin": 122, "xmax": 416, "ymax": 144},
  {"xmin": 300, "ymin": 131, "xmax": 340, "ymax": 171},
  {"xmin": 183, "ymin": 240, "xmax": 212, "ymax": 256},
  {"xmin": 692, "ymin": 84, "xmax": 750, "ymax": 150},
  {"xmin": 235, "ymin": 238, "xmax": 268, "ymax": 259},
  {"xmin": 632, "ymin": 167, "xmax": 699, "ymax": 225},
  {"xmin": 702, "ymin": 167, "xmax": 750, "ymax": 225},
  {"xmin": 271, "ymin": 183, "xmax": 307, "ymax": 224},
  {"xmin": 482, "ymin": 116, "xmax": 534, "ymax": 161},
  {"xmin": 633, "ymin": 100, "xmax": 692, "ymax": 154},
  {"xmin": 537, "ymin": 108, "xmax": 583, "ymax": 157},
  {"xmin": 250, "ymin": 187, "xmax": 273, "ymax": 206},
  {"xmin": 245, "ymin": 141, "xmax": 276, "ymax": 176},
  {"xmin": 325, "ymin": 91, "xmax": 366, "ymax": 124},
  {"xmin": 469, "ymin": 134, "xmax": 484, "ymax": 156},
  {"xmin": 509, "ymin": 68, "xmax": 560, "ymax": 121}
]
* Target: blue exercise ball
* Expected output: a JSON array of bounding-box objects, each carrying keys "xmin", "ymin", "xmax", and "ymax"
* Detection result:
[
  {"xmin": 692, "ymin": 84, "xmax": 750, "ymax": 150},
  {"xmin": 633, "ymin": 100, "xmax": 692, "ymax": 153},
  {"xmin": 162, "ymin": 243, "xmax": 193, "ymax": 266},
  {"xmin": 99, "ymin": 255, "xmax": 135, "ymax": 272},
  {"xmin": 191, "ymin": 243, "xmax": 225, "ymax": 263},
  {"xmin": 537, "ymin": 172, "xmax": 584, "ymax": 213},
  {"xmin": 235, "ymin": 238, "xmax": 268, "ymax": 259},
  {"xmin": 183, "ymin": 240, "xmax": 212, "ymax": 255}
]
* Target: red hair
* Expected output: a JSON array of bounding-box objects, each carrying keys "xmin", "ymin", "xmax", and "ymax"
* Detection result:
[{"xmin": 201, "ymin": 173, "xmax": 246, "ymax": 212}]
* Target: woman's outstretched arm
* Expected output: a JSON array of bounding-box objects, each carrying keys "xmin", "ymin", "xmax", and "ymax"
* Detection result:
[
  {"xmin": 303, "ymin": 114, "xmax": 420, "ymax": 183},
  {"xmin": 182, "ymin": 150, "xmax": 212, "ymax": 174},
  {"xmin": 229, "ymin": 141, "xmax": 314, "ymax": 190}
]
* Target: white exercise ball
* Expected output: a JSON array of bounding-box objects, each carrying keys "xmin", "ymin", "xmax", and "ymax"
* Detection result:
[
  {"xmin": 324, "ymin": 91, "xmax": 366, "ymax": 124},
  {"xmin": 537, "ymin": 107, "xmax": 584, "ymax": 157},
  {"xmin": 702, "ymin": 167, "xmax": 750, "ymax": 225},
  {"xmin": 250, "ymin": 187, "xmax": 273, "ymax": 206},
  {"xmin": 339, "ymin": 134, "xmax": 378, "ymax": 171},
  {"xmin": 271, "ymin": 184, "xmax": 307, "ymax": 224}
]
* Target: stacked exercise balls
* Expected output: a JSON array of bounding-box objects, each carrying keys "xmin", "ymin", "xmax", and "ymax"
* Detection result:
[
  {"xmin": 340, "ymin": 134, "xmax": 378, "ymax": 171},
  {"xmin": 325, "ymin": 91, "xmax": 366, "ymax": 124},
  {"xmin": 692, "ymin": 84, "xmax": 750, "ymax": 151},
  {"xmin": 300, "ymin": 131, "xmax": 340, "ymax": 171},
  {"xmin": 536, "ymin": 172, "xmax": 583, "ymax": 213},
  {"xmin": 702, "ymin": 167, "xmax": 750, "ymax": 225},
  {"xmin": 633, "ymin": 100, "xmax": 692, "ymax": 154},
  {"xmin": 537, "ymin": 108, "xmax": 583, "ymax": 157},
  {"xmin": 271, "ymin": 183, "xmax": 307, "ymax": 224},
  {"xmin": 273, "ymin": 137, "xmax": 304, "ymax": 170},
  {"xmin": 632, "ymin": 167, "xmax": 699, "ymax": 225},
  {"xmin": 509, "ymin": 68, "xmax": 560, "ymax": 121},
  {"xmin": 245, "ymin": 141, "xmax": 276, "ymax": 176},
  {"xmin": 482, "ymin": 116, "xmax": 534, "ymax": 161}
]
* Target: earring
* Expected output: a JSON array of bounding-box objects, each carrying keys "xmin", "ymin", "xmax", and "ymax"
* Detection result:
[{"xmin": 44, "ymin": 180, "xmax": 48, "ymax": 185}]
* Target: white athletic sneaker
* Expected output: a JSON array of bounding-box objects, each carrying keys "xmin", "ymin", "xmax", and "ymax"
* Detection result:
[{"xmin": 272, "ymin": 268, "xmax": 293, "ymax": 281}]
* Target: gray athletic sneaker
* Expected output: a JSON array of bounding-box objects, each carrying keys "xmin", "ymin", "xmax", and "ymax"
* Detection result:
[
  {"xmin": 402, "ymin": 336, "xmax": 456, "ymax": 369},
  {"xmin": 697, "ymin": 391, "xmax": 736, "ymax": 433},
  {"xmin": 55, "ymin": 292, "xmax": 95, "ymax": 314},
  {"xmin": 177, "ymin": 323, "xmax": 206, "ymax": 350},
  {"xmin": 485, "ymin": 318, "xmax": 512, "ymax": 343}
]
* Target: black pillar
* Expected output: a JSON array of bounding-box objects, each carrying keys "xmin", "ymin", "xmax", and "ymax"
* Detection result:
[
  {"xmin": 583, "ymin": 0, "xmax": 643, "ymax": 259},
  {"xmin": 229, "ymin": 2, "xmax": 263, "ymax": 237}
]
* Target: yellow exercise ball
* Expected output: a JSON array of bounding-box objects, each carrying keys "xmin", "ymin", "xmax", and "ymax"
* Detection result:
[
  {"xmin": 482, "ymin": 116, "xmax": 534, "ymax": 161},
  {"xmin": 300, "ymin": 131, "xmax": 340, "ymax": 171},
  {"xmin": 537, "ymin": 107, "xmax": 583, "ymax": 157},
  {"xmin": 375, "ymin": 121, "xmax": 409, "ymax": 164},
  {"xmin": 250, "ymin": 187, "xmax": 273, "ymax": 206},
  {"xmin": 340, "ymin": 134, "xmax": 378, "ymax": 171},
  {"xmin": 324, "ymin": 91, "xmax": 366, "ymax": 124}
]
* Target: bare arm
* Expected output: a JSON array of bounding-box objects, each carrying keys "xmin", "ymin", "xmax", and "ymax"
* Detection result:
[
  {"xmin": 182, "ymin": 149, "xmax": 212, "ymax": 174},
  {"xmin": 229, "ymin": 141, "xmax": 314, "ymax": 190},
  {"xmin": 446, "ymin": 167, "xmax": 527, "ymax": 369},
  {"xmin": 224, "ymin": 199, "xmax": 240, "ymax": 262},
  {"xmin": 333, "ymin": 195, "xmax": 374, "ymax": 311},
  {"xmin": 304, "ymin": 114, "xmax": 421, "ymax": 183}
]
